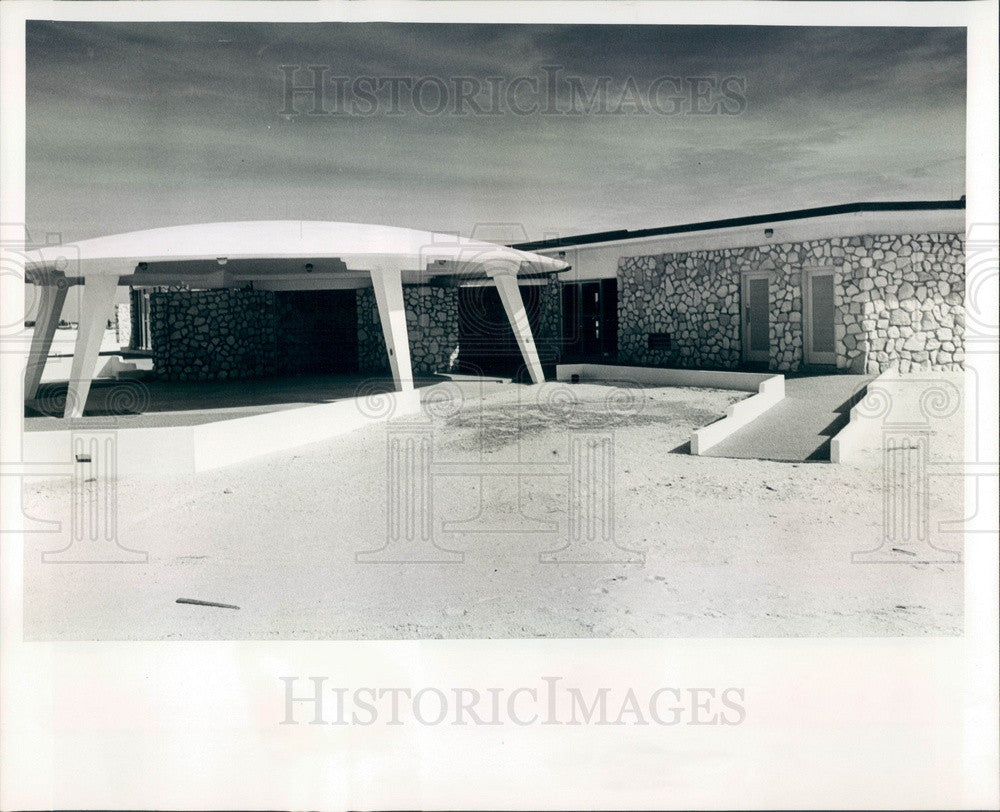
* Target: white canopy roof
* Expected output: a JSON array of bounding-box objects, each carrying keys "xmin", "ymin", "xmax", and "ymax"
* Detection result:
[{"xmin": 24, "ymin": 220, "xmax": 570, "ymax": 286}]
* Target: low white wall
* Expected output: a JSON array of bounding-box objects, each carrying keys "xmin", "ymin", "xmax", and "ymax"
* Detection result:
[
  {"xmin": 689, "ymin": 375, "xmax": 785, "ymax": 455},
  {"xmin": 22, "ymin": 388, "xmax": 423, "ymax": 479},
  {"xmin": 553, "ymin": 363, "xmax": 785, "ymax": 455},
  {"xmin": 192, "ymin": 388, "xmax": 422, "ymax": 472},
  {"xmin": 40, "ymin": 354, "xmax": 153, "ymax": 383},
  {"xmin": 829, "ymin": 367, "xmax": 898, "ymax": 464},
  {"xmin": 555, "ymin": 363, "xmax": 772, "ymax": 393}
]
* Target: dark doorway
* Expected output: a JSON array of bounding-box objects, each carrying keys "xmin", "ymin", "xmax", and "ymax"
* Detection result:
[
  {"xmin": 275, "ymin": 290, "xmax": 358, "ymax": 374},
  {"xmin": 562, "ymin": 278, "xmax": 617, "ymax": 361},
  {"xmin": 457, "ymin": 284, "xmax": 542, "ymax": 378}
]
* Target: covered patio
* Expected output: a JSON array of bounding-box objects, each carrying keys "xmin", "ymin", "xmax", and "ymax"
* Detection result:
[{"xmin": 22, "ymin": 220, "xmax": 569, "ymax": 418}]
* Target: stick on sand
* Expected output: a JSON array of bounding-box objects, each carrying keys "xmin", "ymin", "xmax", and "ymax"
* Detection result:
[{"xmin": 176, "ymin": 597, "xmax": 240, "ymax": 610}]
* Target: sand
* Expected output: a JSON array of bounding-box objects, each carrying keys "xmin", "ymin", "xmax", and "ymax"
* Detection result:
[{"xmin": 20, "ymin": 378, "xmax": 964, "ymax": 640}]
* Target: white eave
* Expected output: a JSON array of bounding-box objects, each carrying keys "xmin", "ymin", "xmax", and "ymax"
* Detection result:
[
  {"xmin": 22, "ymin": 220, "xmax": 570, "ymax": 284},
  {"xmin": 532, "ymin": 206, "xmax": 965, "ymax": 281}
]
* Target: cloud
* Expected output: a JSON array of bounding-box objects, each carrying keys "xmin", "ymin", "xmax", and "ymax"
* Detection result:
[{"xmin": 26, "ymin": 21, "xmax": 965, "ymax": 242}]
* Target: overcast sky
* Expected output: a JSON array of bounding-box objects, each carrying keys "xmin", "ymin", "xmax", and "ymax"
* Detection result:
[{"xmin": 26, "ymin": 22, "xmax": 966, "ymax": 245}]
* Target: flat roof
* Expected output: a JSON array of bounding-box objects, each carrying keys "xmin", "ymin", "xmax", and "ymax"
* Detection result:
[{"xmin": 511, "ymin": 198, "xmax": 966, "ymax": 252}]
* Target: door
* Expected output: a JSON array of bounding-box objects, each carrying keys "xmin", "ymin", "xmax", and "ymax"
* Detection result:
[
  {"xmin": 600, "ymin": 278, "xmax": 618, "ymax": 355},
  {"xmin": 580, "ymin": 281, "xmax": 601, "ymax": 356},
  {"xmin": 803, "ymin": 268, "xmax": 836, "ymax": 365},
  {"xmin": 741, "ymin": 272, "xmax": 771, "ymax": 364},
  {"xmin": 561, "ymin": 280, "xmax": 618, "ymax": 361}
]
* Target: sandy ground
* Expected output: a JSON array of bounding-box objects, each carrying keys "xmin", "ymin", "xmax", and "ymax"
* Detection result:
[{"xmin": 20, "ymin": 377, "xmax": 964, "ymax": 640}]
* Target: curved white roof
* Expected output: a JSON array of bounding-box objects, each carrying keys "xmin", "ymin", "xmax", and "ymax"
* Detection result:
[{"xmin": 24, "ymin": 220, "xmax": 569, "ymax": 282}]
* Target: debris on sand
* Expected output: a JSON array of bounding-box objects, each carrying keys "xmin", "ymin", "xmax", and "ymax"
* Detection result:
[{"xmin": 176, "ymin": 597, "xmax": 240, "ymax": 610}]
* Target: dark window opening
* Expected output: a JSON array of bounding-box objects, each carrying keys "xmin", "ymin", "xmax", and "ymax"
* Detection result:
[{"xmin": 648, "ymin": 332, "xmax": 671, "ymax": 351}]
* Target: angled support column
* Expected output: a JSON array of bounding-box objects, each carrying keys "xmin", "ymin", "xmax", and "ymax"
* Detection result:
[
  {"xmin": 65, "ymin": 275, "xmax": 118, "ymax": 418},
  {"xmin": 370, "ymin": 268, "xmax": 413, "ymax": 392},
  {"xmin": 491, "ymin": 272, "xmax": 545, "ymax": 384},
  {"xmin": 24, "ymin": 281, "xmax": 68, "ymax": 400}
]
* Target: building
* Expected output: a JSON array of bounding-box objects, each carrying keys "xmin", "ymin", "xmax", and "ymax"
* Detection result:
[
  {"xmin": 515, "ymin": 199, "xmax": 966, "ymax": 375},
  {"xmin": 88, "ymin": 199, "xmax": 966, "ymax": 403}
]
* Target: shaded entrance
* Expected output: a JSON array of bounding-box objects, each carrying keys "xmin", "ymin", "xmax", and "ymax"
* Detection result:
[
  {"xmin": 457, "ymin": 284, "xmax": 544, "ymax": 377},
  {"xmin": 275, "ymin": 290, "xmax": 358, "ymax": 374}
]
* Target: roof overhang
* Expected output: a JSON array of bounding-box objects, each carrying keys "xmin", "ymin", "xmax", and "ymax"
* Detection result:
[{"xmin": 23, "ymin": 220, "xmax": 570, "ymax": 287}]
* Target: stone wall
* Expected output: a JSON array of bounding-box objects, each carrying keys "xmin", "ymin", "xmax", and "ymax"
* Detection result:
[
  {"xmin": 356, "ymin": 285, "xmax": 460, "ymax": 376},
  {"xmin": 619, "ymin": 253, "xmax": 740, "ymax": 370},
  {"xmin": 535, "ymin": 276, "xmax": 564, "ymax": 365},
  {"xmin": 838, "ymin": 234, "xmax": 964, "ymax": 373},
  {"xmin": 150, "ymin": 288, "xmax": 277, "ymax": 380},
  {"xmin": 617, "ymin": 232, "xmax": 964, "ymax": 374}
]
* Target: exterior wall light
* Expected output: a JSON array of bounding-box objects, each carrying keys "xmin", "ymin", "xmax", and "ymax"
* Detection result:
[
  {"xmin": 764, "ymin": 228, "xmax": 774, "ymax": 237},
  {"xmin": 304, "ymin": 263, "xmax": 314, "ymax": 273},
  {"xmin": 216, "ymin": 257, "xmax": 228, "ymax": 266}
]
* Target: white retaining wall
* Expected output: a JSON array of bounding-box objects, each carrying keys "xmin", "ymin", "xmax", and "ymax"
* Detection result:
[
  {"xmin": 22, "ymin": 388, "xmax": 423, "ymax": 479},
  {"xmin": 555, "ymin": 363, "xmax": 785, "ymax": 455},
  {"xmin": 828, "ymin": 367, "xmax": 898, "ymax": 463}
]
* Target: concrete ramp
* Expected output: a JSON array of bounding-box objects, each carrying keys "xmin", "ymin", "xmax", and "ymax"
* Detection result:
[{"xmin": 703, "ymin": 374, "xmax": 871, "ymax": 462}]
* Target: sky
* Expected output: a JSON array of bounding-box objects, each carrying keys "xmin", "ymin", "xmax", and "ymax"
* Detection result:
[{"xmin": 25, "ymin": 22, "xmax": 966, "ymax": 245}]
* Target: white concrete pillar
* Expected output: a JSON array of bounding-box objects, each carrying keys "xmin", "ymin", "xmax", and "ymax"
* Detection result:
[
  {"xmin": 491, "ymin": 272, "xmax": 545, "ymax": 384},
  {"xmin": 24, "ymin": 281, "xmax": 68, "ymax": 400},
  {"xmin": 370, "ymin": 268, "xmax": 413, "ymax": 392},
  {"xmin": 65, "ymin": 275, "xmax": 118, "ymax": 418}
]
